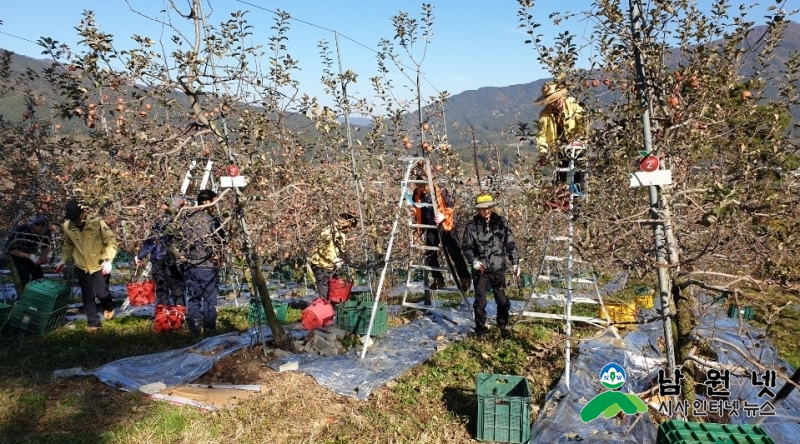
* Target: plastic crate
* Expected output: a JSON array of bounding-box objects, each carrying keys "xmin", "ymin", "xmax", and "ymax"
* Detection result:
[
  {"xmin": 247, "ymin": 299, "xmax": 288, "ymax": 325},
  {"xmin": 635, "ymin": 294, "xmax": 654, "ymax": 309},
  {"xmin": 657, "ymin": 420, "xmax": 775, "ymax": 444},
  {"xmin": 335, "ymin": 300, "xmax": 388, "ymax": 336},
  {"xmin": 351, "ymin": 291, "xmax": 373, "ymax": 303},
  {"xmin": 8, "ymin": 304, "xmax": 67, "ymax": 334},
  {"xmin": 475, "ymin": 373, "xmax": 531, "ymax": 443},
  {"xmin": 18, "ymin": 279, "xmax": 71, "ymax": 312},
  {"xmin": 728, "ymin": 305, "xmax": 754, "ymax": 320},
  {"xmin": 600, "ymin": 302, "xmax": 636, "ymax": 324}
]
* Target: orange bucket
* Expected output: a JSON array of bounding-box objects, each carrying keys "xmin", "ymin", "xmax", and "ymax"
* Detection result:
[
  {"xmin": 127, "ymin": 281, "xmax": 156, "ymax": 306},
  {"xmin": 301, "ymin": 297, "xmax": 335, "ymax": 330}
]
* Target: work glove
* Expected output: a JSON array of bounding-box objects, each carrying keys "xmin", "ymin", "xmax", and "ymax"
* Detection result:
[
  {"xmin": 53, "ymin": 261, "xmax": 66, "ymax": 273},
  {"xmin": 472, "ymin": 260, "xmax": 485, "ymax": 272},
  {"xmin": 101, "ymin": 260, "xmax": 113, "ymax": 275},
  {"xmin": 434, "ymin": 213, "xmax": 445, "ymax": 224},
  {"xmin": 134, "ymin": 256, "xmax": 142, "ymax": 266},
  {"xmin": 513, "ymin": 264, "xmax": 521, "ymax": 278},
  {"xmin": 28, "ymin": 254, "xmax": 40, "ymax": 264},
  {"xmin": 333, "ymin": 257, "xmax": 344, "ymax": 269}
]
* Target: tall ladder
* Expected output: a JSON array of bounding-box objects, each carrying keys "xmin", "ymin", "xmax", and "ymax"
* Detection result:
[
  {"xmin": 359, "ymin": 156, "xmax": 471, "ymax": 358},
  {"xmin": 400, "ymin": 158, "xmax": 470, "ymax": 312},
  {"xmin": 514, "ymin": 142, "xmax": 615, "ymax": 390}
]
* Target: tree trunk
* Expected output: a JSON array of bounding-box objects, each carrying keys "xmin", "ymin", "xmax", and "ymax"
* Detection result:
[
  {"xmin": 673, "ymin": 282, "xmax": 697, "ymax": 419},
  {"xmin": 248, "ymin": 254, "xmax": 293, "ymax": 351}
]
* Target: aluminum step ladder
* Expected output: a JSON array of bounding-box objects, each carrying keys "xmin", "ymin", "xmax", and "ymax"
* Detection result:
[
  {"xmin": 513, "ymin": 142, "xmax": 615, "ymax": 390},
  {"xmin": 398, "ymin": 158, "xmax": 471, "ymax": 313},
  {"xmin": 359, "ymin": 156, "xmax": 471, "ymax": 358}
]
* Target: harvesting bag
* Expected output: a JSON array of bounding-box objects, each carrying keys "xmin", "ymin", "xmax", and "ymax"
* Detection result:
[{"xmin": 154, "ymin": 304, "xmax": 186, "ymax": 333}]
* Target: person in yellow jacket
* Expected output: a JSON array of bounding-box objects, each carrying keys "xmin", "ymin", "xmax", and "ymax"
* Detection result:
[
  {"xmin": 535, "ymin": 82, "xmax": 587, "ymax": 190},
  {"xmin": 54, "ymin": 200, "xmax": 118, "ymax": 331},
  {"xmin": 308, "ymin": 212, "xmax": 357, "ymax": 300}
]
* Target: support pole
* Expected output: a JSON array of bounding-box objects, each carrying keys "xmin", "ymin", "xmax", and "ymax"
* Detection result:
[
  {"xmin": 565, "ymin": 152, "xmax": 576, "ymax": 391},
  {"xmin": 334, "ymin": 30, "xmax": 371, "ymax": 270},
  {"xmin": 629, "ymin": 0, "xmax": 676, "ymax": 371}
]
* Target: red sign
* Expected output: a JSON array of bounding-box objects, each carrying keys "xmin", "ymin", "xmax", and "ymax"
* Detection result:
[
  {"xmin": 225, "ymin": 164, "xmax": 240, "ymax": 177},
  {"xmin": 640, "ymin": 155, "xmax": 659, "ymax": 172}
]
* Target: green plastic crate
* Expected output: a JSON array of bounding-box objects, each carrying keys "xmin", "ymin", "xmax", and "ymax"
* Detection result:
[
  {"xmin": 247, "ymin": 299, "xmax": 288, "ymax": 325},
  {"xmin": 728, "ymin": 305, "xmax": 754, "ymax": 320},
  {"xmin": 657, "ymin": 420, "xmax": 775, "ymax": 444},
  {"xmin": 18, "ymin": 279, "xmax": 71, "ymax": 313},
  {"xmin": 475, "ymin": 373, "xmax": 531, "ymax": 443},
  {"xmin": 335, "ymin": 300, "xmax": 388, "ymax": 336},
  {"xmin": 8, "ymin": 304, "xmax": 67, "ymax": 334},
  {"xmin": 350, "ymin": 291, "xmax": 373, "ymax": 302}
]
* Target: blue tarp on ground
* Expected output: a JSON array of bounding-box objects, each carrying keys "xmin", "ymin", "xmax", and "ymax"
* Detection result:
[{"xmin": 529, "ymin": 298, "xmax": 800, "ymax": 444}]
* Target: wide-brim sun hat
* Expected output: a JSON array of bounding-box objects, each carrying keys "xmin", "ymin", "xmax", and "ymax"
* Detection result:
[
  {"xmin": 534, "ymin": 81, "xmax": 569, "ymax": 106},
  {"xmin": 474, "ymin": 194, "xmax": 497, "ymax": 209}
]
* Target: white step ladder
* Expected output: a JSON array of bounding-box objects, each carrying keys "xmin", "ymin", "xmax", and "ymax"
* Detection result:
[
  {"xmin": 514, "ymin": 142, "xmax": 615, "ymax": 390},
  {"xmin": 398, "ymin": 158, "xmax": 471, "ymax": 312},
  {"xmin": 359, "ymin": 156, "xmax": 471, "ymax": 358}
]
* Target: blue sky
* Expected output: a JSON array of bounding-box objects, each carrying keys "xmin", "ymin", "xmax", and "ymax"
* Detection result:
[{"xmin": 0, "ymin": 1, "xmax": 790, "ymax": 105}]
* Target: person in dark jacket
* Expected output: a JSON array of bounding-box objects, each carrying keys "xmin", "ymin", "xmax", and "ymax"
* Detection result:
[
  {"xmin": 461, "ymin": 194, "xmax": 520, "ymax": 339},
  {"xmin": 179, "ymin": 190, "xmax": 225, "ymax": 337},
  {"xmin": 136, "ymin": 202, "xmax": 184, "ymax": 307},
  {"xmin": 6, "ymin": 215, "xmax": 51, "ymax": 288}
]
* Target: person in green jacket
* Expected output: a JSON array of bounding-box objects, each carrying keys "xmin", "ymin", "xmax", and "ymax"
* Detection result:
[
  {"xmin": 308, "ymin": 212, "xmax": 357, "ymax": 300},
  {"xmin": 54, "ymin": 200, "xmax": 118, "ymax": 331}
]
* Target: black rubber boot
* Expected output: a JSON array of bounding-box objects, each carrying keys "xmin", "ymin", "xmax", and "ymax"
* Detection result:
[{"xmin": 187, "ymin": 318, "xmax": 203, "ymax": 338}]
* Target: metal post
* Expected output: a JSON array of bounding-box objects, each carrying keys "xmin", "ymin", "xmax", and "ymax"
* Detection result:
[
  {"xmin": 565, "ymin": 152, "xmax": 576, "ymax": 390},
  {"xmin": 629, "ymin": 0, "xmax": 676, "ymax": 371}
]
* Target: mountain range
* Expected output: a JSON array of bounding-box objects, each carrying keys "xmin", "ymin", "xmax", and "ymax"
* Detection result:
[{"xmin": 1, "ymin": 21, "xmax": 798, "ymax": 153}]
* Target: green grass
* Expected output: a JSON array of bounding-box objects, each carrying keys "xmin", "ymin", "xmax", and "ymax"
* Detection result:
[{"xmin": 0, "ymin": 282, "xmax": 797, "ymax": 443}]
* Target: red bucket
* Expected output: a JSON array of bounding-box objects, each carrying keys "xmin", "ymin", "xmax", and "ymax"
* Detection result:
[
  {"xmin": 127, "ymin": 281, "xmax": 156, "ymax": 306},
  {"xmin": 301, "ymin": 297, "xmax": 335, "ymax": 330},
  {"xmin": 327, "ymin": 277, "xmax": 354, "ymax": 304},
  {"xmin": 154, "ymin": 304, "xmax": 186, "ymax": 333}
]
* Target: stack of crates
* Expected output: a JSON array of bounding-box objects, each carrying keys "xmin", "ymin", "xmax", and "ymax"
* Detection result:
[
  {"xmin": 246, "ymin": 299, "xmax": 288, "ymax": 325},
  {"xmin": 475, "ymin": 373, "xmax": 531, "ymax": 443},
  {"xmin": 335, "ymin": 300, "xmax": 388, "ymax": 336},
  {"xmin": 9, "ymin": 279, "xmax": 71, "ymax": 334},
  {"xmin": 657, "ymin": 420, "xmax": 775, "ymax": 444}
]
